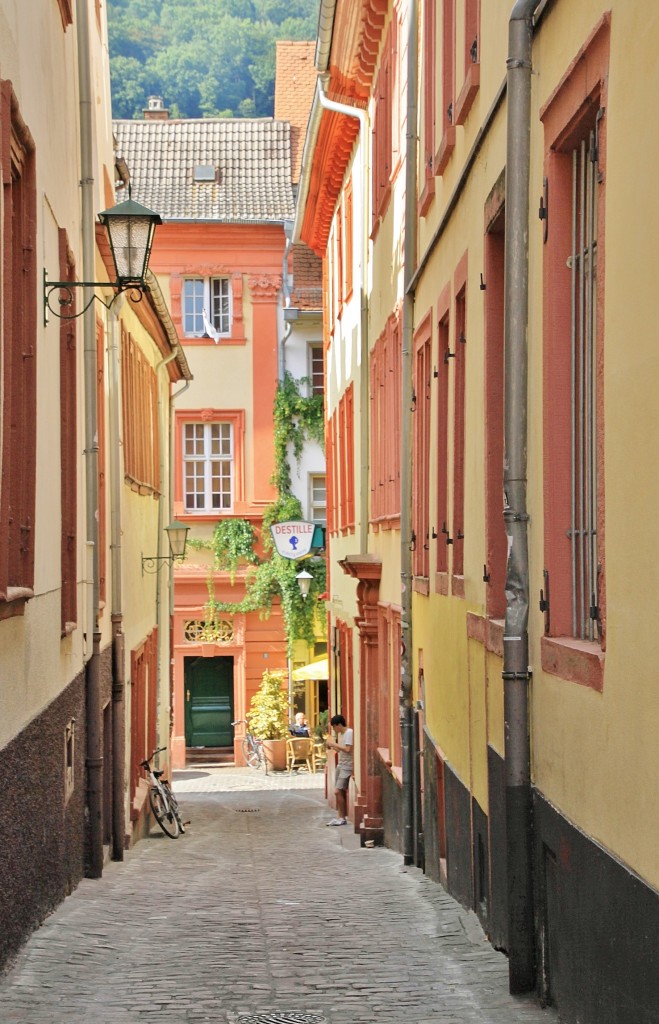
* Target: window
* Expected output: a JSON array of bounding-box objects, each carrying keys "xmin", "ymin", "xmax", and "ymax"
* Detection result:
[
  {"xmin": 309, "ymin": 474, "xmax": 327, "ymax": 526},
  {"xmin": 370, "ymin": 312, "xmax": 401, "ymax": 525},
  {"xmin": 484, "ymin": 180, "xmax": 506, "ymax": 619},
  {"xmin": 59, "ymin": 230, "xmax": 77, "ymax": 634},
  {"xmin": 182, "ymin": 277, "xmax": 231, "ymax": 337},
  {"xmin": 454, "ymin": 0, "xmax": 480, "ymax": 126},
  {"xmin": 183, "ymin": 421, "xmax": 234, "ymax": 512},
  {"xmin": 344, "ymin": 180, "xmax": 354, "ymax": 300},
  {"xmin": 541, "ymin": 16, "xmax": 609, "ymax": 656},
  {"xmin": 309, "ymin": 343, "xmax": 324, "ymax": 396},
  {"xmin": 435, "ymin": 290, "xmax": 450, "ymax": 583},
  {"xmin": 436, "ymin": 0, "xmax": 456, "ymax": 175},
  {"xmin": 129, "ymin": 630, "xmax": 158, "ymax": 808},
  {"xmin": 452, "ymin": 273, "xmax": 467, "ymax": 586},
  {"xmin": 372, "ymin": 23, "xmax": 394, "ymax": 229},
  {"xmin": 413, "ymin": 315, "xmax": 432, "ymax": 582},
  {"xmin": 420, "ymin": 0, "xmax": 437, "ymax": 213},
  {"xmin": 333, "ymin": 386, "xmax": 355, "ymax": 533},
  {"xmin": 0, "ymin": 83, "xmax": 37, "ymax": 611},
  {"xmin": 121, "ymin": 326, "xmax": 160, "ymax": 494}
]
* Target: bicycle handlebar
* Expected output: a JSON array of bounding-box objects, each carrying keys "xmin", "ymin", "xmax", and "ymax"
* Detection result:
[{"xmin": 140, "ymin": 746, "xmax": 168, "ymax": 768}]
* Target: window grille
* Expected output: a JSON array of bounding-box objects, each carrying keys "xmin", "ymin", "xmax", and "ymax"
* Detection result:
[{"xmin": 569, "ymin": 130, "xmax": 599, "ymax": 640}]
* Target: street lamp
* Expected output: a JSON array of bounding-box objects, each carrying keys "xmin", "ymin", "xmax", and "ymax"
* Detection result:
[
  {"xmin": 43, "ymin": 197, "xmax": 162, "ymax": 322},
  {"xmin": 296, "ymin": 569, "xmax": 313, "ymax": 599},
  {"xmin": 142, "ymin": 520, "xmax": 190, "ymax": 575}
]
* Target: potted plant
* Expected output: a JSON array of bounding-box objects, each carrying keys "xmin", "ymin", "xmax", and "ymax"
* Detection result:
[{"xmin": 248, "ymin": 669, "xmax": 290, "ymax": 771}]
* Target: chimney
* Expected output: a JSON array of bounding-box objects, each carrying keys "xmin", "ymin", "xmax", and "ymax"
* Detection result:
[{"xmin": 144, "ymin": 96, "xmax": 169, "ymax": 121}]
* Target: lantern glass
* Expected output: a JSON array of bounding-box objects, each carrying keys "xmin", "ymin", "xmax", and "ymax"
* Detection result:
[
  {"xmin": 165, "ymin": 520, "xmax": 189, "ymax": 559},
  {"xmin": 296, "ymin": 569, "xmax": 313, "ymax": 599},
  {"xmin": 98, "ymin": 198, "xmax": 162, "ymax": 284}
]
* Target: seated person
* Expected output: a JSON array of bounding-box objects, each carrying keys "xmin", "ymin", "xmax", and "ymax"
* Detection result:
[{"xmin": 289, "ymin": 712, "xmax": 310, "ymax": 737}]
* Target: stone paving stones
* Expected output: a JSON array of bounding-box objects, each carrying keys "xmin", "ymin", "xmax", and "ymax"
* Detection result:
[{"xmin": 0, "ymin": 768, "xmax": 558, "ymax": 1024}]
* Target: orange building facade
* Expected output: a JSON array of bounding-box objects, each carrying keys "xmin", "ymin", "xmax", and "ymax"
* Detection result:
[{"xmin": 115, "ymin": 115, "xmax": 295, "ymax": 768}]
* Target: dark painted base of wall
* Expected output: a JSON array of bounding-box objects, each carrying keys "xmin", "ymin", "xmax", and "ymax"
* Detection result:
[
  {"xmin": 0, "ymin": 671, "xmax": 87, "ymax": 971},
  {"xmin": 534, "ymin": 790, "xmax": 659, "ymax": 1024},
  {"xmin": 419, "ymin": 736, "xmax": 659, "ymax": 1024}
]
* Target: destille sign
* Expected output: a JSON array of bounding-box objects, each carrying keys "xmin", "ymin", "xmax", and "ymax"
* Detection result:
[{"xmin": 270, "ymin": 520, "xmax": 316, "ymax": 560}]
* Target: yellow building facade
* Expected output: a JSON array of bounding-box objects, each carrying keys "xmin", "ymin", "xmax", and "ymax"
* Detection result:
[{"xmin": 298, "ymin": 1, "xmax": 659, "ymax": 1020}]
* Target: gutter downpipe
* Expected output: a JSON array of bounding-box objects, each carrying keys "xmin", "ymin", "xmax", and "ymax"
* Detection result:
[
  {"xmin": 503, "ymin": 0, "xmax": 541, "ymax": 993},
  {"xmin": 78, "ymin": 0, "xmax": 103, "ymax": 878},
  {"xmin": 108, "ymin": 298, "xmax": 126, "ymax": 861},
  {"xmin": 155, "ymin": 348, "xmax": 179, "ymax": 750},
  {"xmin": 315, "ymin": 79, "xmax": 369, "ymax": 556},
  {"xmin": 400, "ymin": 0, "xmax": 419, "ymax": 868}
]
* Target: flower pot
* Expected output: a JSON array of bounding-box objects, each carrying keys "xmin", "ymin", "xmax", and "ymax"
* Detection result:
[{"xmin": 262, "ymin": 738, "xmax": 287, "ymax": 772}]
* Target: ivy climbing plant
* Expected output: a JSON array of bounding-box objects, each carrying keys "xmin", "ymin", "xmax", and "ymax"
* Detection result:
[{"xmin": 202, "ymin": 373, "xmax": 326, "ymax": 656}]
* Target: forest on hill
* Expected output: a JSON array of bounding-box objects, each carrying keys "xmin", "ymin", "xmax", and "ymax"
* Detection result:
[{"xmin": 108, "ymin": 0, "xmax": 319, "ymax": 120}]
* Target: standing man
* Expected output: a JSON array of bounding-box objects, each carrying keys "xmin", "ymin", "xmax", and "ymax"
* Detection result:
[{"xmin": 325, "ymin": 714, "xmax": 353, "ymax": 826}]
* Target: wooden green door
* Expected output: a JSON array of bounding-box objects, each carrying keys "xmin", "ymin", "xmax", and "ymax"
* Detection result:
[{"xmin": 184, "ymin": 657, "xmax": 234, "ymax": 747}]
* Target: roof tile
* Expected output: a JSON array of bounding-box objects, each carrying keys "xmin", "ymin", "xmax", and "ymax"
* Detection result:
[{"xmin": 113, "ymin": 118, "xmax": 295, "ymax": 223}]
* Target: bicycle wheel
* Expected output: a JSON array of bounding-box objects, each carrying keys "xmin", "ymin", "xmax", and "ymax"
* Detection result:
[
  {"xmin": 242, "ymin": 736, "xmax": 261, "ymax": 769},
  {"xmin": 162, "ymin": 781, "xmax": 185, "ymax": 835},
  {"xmin": 149, "ymin": 785, "xmax": 180, "ymax": 838}
]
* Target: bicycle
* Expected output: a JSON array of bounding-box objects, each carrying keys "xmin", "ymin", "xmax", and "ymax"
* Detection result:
[
  {"xmin": 141, "ymin": 747, "xmax": 186, "ymax": 839},
  {"xmin": 232, "ymin": 718, "xmax": 268, "ymax": 774}
]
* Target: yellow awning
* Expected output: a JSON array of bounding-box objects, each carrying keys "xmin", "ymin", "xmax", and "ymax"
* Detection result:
[{"xmin": 291, "ymin": 657, "xmax": 329, "ymax": 681}]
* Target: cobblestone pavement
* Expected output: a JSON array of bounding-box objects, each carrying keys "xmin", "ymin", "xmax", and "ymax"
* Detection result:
[{"xmin": 0, "ymin": 768, "xmax": 559, "ymax": 1024}]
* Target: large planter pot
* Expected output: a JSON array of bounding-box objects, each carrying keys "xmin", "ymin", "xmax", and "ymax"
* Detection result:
[{"xmin": 262, "ymin": 738, "xmax": 287, "ymax": 772}]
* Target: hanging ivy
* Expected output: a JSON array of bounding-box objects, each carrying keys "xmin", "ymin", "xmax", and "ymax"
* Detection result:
[
  {"xmin": 202, "ymin": 374, "xmax": 327, "ymax": 656},
  {"xmin": 271, "ymin": 371, "xmax": 324, "ymax": 495}
]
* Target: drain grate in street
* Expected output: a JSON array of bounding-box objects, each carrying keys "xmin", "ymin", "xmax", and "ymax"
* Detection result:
[
  {"xmin": 234, "ymin": 807, "xmax": 261, "ymax": 813},
  {"xmin": 237, "ymin": 1015, "xmax": 325, "ymax": 1024}
]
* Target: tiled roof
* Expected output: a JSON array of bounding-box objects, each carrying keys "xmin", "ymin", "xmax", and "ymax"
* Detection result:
[
  {"xmin": 274, "ymin": 41, "xmax": 318, "ymax": 185},
  {"xmin": 113, "ymin": 118, "xmax": 295, "ymax": 223}
]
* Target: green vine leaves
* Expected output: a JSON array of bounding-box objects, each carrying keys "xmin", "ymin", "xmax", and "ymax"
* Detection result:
[{"xmin": 202, "ymin": 373, "xmax": 326, "ymax": 656}]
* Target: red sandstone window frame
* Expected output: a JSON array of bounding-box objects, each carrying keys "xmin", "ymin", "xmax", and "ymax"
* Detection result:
[
  {"xmin": 483, "ymin": 189, "xmax": 506, "ymax": 620},
  {"xmin": 344, "ymin": 179, "xmax": 354, "ymax": 302},
  {"xmin": 413, "ymin": 313, "xmax": 432, "ymax": 587},
  {"xmin": 169, "ymin": 271, "xmax": 245, "ymax": 346},
  {"xmin": 435, "ymin": 0, "xmax": 456, "ymax": 176},
  {"xmin": 454, "ymin": 0, "xmax": 480, "ymax": 126},
  {"xmin": 55, "ymin": 0, "xmax": 73, "ymax": 30},
  {"xmin": 369, "ymin": 313, "xmax": 401, "ymax": 529},
  {"xmin": 0, "ymin": 83, "xmax": 37, "ymax": 618},
  {"xmin": 59, "ymin": 230, "xmax": 77, "ymax": 635},
  {"xmin": 420, "ymin": 0, "xmax": 437, "ymax": 215},
  {"xmin": 174, "ymin": 408, "xmax": 246, "ymax": 521},
  {"xmin": 121, "ymin": 325, "xmax": 160, "ymax": 496},
  {"xmin": 539, "ymin": 15, "xmax": 610, "ymax": 690},
  {"xmin": 435, "ymin": 286, "xmax": 451, "ymax": 592},
  {"xmin": 129, "ymin": 630, "xmax": 158, "ymax": 812},
  {"xmin": 451, "ymin": 256, "xmax": 468, "ymax": 594},
  {"xmin": 371, "ymin": 24, "xmax": 394, "ymax": 233}
]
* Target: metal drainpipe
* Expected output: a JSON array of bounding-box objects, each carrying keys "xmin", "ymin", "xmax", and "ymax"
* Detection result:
[
  {"xmin": 154, "ymin": 349, "xmax": 179, "ymax": 744},
  {"xmin": 77, "ymin": 0, "xmax": 103, "ymax": 879},
  {"xmin": 108, "ymin": 300, "xmax": 126, "ymax": 861},
  {"xmin": 316, "ymin": 80, "xmax": 369, "ymax": 554},
  {"xmin": 400, "ymin": 0, "xmax": 419, "ymax": 867},
  {"xmin": 503, "ymin": 0, "xmax": 542, "ymax": 994}
]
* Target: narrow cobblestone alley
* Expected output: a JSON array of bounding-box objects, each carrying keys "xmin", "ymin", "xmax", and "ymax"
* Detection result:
[{"xmin": 0, "ymin": 770, "xmax": 558, "ymax": 1024}]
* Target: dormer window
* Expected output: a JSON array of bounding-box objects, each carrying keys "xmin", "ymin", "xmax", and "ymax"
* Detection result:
[{"xmin": 193, "ymin": 165, "xmax": 216, "ymax": 182}]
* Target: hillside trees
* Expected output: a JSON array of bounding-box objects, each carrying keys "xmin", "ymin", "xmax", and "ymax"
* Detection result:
[{"xmin": 108, "ymin": 0, "xmax": 318, "ymax": 119}]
